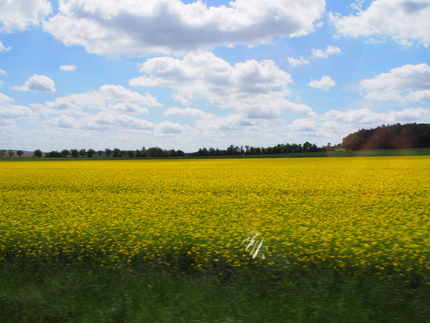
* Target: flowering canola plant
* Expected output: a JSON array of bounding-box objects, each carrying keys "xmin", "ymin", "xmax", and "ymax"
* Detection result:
[{"xmin": 1, "ymin": 157, "xmax": 429, "ymax": 278}]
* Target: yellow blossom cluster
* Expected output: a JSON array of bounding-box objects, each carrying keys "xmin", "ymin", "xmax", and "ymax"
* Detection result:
[{"xmin": 1, "ymin": 157, "xmax": 429, "ymax": 277}]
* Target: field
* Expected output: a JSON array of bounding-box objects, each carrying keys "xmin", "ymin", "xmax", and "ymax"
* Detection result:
[{"xmin": 1, "ymin": 157, "xmax": 430, "ymax": 322}]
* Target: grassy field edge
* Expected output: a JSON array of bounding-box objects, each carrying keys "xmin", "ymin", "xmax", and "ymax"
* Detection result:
[{"xmin": 1, "ymin": 147, "xmax": 430, "ymax": 161}]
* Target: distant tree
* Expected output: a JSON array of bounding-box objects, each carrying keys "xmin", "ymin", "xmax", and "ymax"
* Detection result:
[
  {"xmin": 0, "ymin": 149, "xmax": 6, "ymax": 157},
  {"xmin": 113, "ymin": 148, "xmax": 122, "ymax": 157},
  {"xmin": 7, "ymin": 150, "xmax": 15, "ymax": 157},
  {"xmin": 147, "ymin": 147, "xmax": 164, "ymax": 157},
  {"xmin": 97, "ymin": 150, "xmax": 103, "ymax": 157},
  {"xmin": 16, "ymin": 150, "xmax": 24, "ymax": 157},
  {"xmin": 33, "ymin": 149, "xmax": 43, "ymax": 157},
  {"xmin": 87, "ymin": 149, "xmax": 95, "ymax": 157},
  {"xmin": 105, "ymin": 148, "xmax": 112, "ymax": 157},
  {"xmin": 71, "ymin": 149, "xmax": 79, "ymax": 158},
  {"xmin": 126, "ymin": 150, "xmax": 135, "ymax": 158},
  {"xmin": 303, "ymin": 142, "xmax": 312, "ymax": 152},
  {"xmin": 177, "ymin": 150, "xmax": 185, "ymax": 157},
  {"xmin": 61, "ymin": 149, "xmax": 70, "ymax": 157},
  {"xmin": 45, "ymin": 151, "xmax": 63, "ymax": 157},
  {"xmin": 79, "ymin": 149, "xmax": 86, "ymax": 158},
  {"xmin": 135, "ymin": 149, "xmax": 142, "ymax": 157}
]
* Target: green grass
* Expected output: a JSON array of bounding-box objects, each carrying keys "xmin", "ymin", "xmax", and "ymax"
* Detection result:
[
  {"xmin": 1, "ymin": 147, "xmax": 430, "ymax": 161},
  {"xmin": 1, "ymin": 261, "xmax": 429, "ymax": 323}
]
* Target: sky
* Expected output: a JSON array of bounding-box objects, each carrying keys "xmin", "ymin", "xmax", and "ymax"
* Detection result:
[{"xmin": 1, "ymin": 0, "xmax": 430, "ymax": 152}]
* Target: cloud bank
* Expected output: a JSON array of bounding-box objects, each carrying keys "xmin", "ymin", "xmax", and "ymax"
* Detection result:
[
  {"xmin": 331, "ymin": 0, "xmax": 430, "ymax": 46},
  {"xmin": 43, "ymin": 0, "xmax": 325, "ymax": 56},
  {"xmin": 131, "ymin": 52, "xmax": 315, "ymax": 118},
  {"xmin": 0, "ymin": 0, "xmax": 52, "ymax": 32},
  {"xmin": 360, "ymin": 63, "xmax": 430, "ymax": 103}
]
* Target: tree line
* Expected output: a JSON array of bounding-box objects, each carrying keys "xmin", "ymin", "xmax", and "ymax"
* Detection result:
[
  {"xmin": 32, "ymin": 147, "xmax": 186, "ymax": 158},
  {"xmin": 0, "ymin": 150, "xmax": 25, "ymax": 157},
  {"xmin": 342, "ymin": 123, "xmax": 430, "ymax": 150},
  {"xmin": 28, "ymin": 141, "xmax": 327, "ymax": 158},
  {"xmin": 191, "ymin": 142, "xmax": 324, "ymax": 156},
  {"xmin": 3, "ymin": 123, "xmax": 428, "ymax": 158}
]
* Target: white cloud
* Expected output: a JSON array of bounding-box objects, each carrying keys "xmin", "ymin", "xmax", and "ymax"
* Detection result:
[
  {"xmin": 307, "ymin": 75, "xmax": 336, "ymax": 91},
  {"xmin": 163, "ymin": 107, "xmax": 214, "ymax": 119},
  {"xmin": 81, "ymin": 112, "xmax": 155, "ymax": 131},
  {"xmin": 43, "ymin": 0, "xmax": 325, "ymax": 56},
  {"xmin": 288, "ymin": 118, "xmax": 320, "ymax": 132},
  {"xmin": 0, "ymin": 69, "xmax": 7, "ymax": 75},
  {"xmin": 359, "ymin": 63, "xmax": 430, "ymax": 102},
  {"xmin": 0, "ymin": 41, "xmax": 11, "ymax": 52},
  {"xmin": 322, "ymin": 107, "xmax": 430, "ymax": 125},
  {"xmin": 0, "ymin": 0, "xmax": 52, "ymax": 32},
  {"xmin": 131, "ymin": 52, "xmax": 314, "ymax": 119},
  {"xmin": 60, "ymin": 65, "xmax": 76, "ymax": 71},
  {"xmin": 33, "ymin": 84, "xmax": 163, "ymax": 116},
  {"xmin": 49, "ymin": 115, "xmax": 77, "ymax": 129},
  {"xmin": 311, "ymin": 45, "xmax": 342, "ymax": 58},
  {"xmin": 13, "ymin": 74, "xmax": 56, "ymax": 92},
  {"xmin": 0, "ymin": 92, "xmax": 32, "ymax": 119},
  {"xmin": 330, "ymin": 0, "xmax": 430, "ymax": 47},
  {"xmin": 196, "ymin": 113, "xmax": 255, "ymax": 132},
  {"xmin": 157, "ymin": 121, "xmax": 186, "ymax": 134},
  {"xmin": 287, "ymin": 56, "xmax": 310, "ymax": 67}
]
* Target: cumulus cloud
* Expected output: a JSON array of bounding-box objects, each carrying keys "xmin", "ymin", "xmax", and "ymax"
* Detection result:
[
  {"xmin": 0, "ymin": 0, "xmax": 52, "ymax": 32},
  {"xmin": 307, "ymin": 75, "xmax": 336, "ymax": 91},
  {"xmin": 0, "ymin": 41, "xmax": 11, "ymax": 52},
  {"xmin": 0, "ymin": 93, "xmax": 32, "ymax": 119},
  {"xmin": 33, "ymin": 84, "xmax": 163, "ymax": 116},
  {"xmin": 131, "ymin": 52, "xmax": 314, "ymax": 119},
  {"xmin": 0, "ymin": 70, "xmax": 7, "ymax": 75},
  {"xmin": 322, "ymin": 107, "xmax": 430, "ymax": 125},
  {"xmin": 311, "ymin": 45, "xmax": 342, "ymax": 58},
  {"xmin": 60, "ymin": 65, "xmax": 76, "ymax": 71},
  {"xmin": 13, "ymin": 74, "xmax": 56, "ymax": 92},
  {"xmin": 163, "ymin": 107, "xmax": 214, "ymax": 119},
  {"xmin": 81, "ymin": 112, "xmax": 155, "ymax": 131},
  {"xmin": 43, "ymin": 0, "xmax": 325, "ymax": 56},
  {"xmin": 157, "ymin": 121, "xmax": 186, "ymax": 134},
  {"xmin": 49, "ymin": 115, "xmax": 77, "ymax": 129},
  {"xmin": 196, "ymin": 113, "xmax": 255, "ymax": 132},
  {"xmin": 288, "ymin": 118, "xmax": 320, "ymax": 132},
  {"xmin": 287, "ymin": 56, "xmax": 310, "ymax": 67},
  {"xmin": 330, "ymin": 0, "xmax": 430, "ymax": 47},
  {"xmin": 359, "ymin": 63, "xmax": 430, "ymax": 102}
]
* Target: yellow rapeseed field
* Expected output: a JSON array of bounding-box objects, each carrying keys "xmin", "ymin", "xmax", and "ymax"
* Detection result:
[{"xmin": 1, "ymin": 157, "xmax": 429, "ymax": 277}]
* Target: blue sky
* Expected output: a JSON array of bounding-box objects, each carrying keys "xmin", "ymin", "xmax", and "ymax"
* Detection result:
[{"xmin": 1, "ymin": 0, "xmax": 430, "ymax": 152}]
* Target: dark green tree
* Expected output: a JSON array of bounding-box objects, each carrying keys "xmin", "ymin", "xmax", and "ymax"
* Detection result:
[
  {"xmin": 113, "ymin": 148, "xmax": 122, "ymax": 157},
  {"xmin": 33, "ymin": 149, "xmax": 43, "ymax": 157},
  {"xmin": 61, "ymin": 149, "xmax": 70, "ymax": 157},
  {"xmin": 87, "ymin": 149, "xmax": 95, "ymax": 157}
]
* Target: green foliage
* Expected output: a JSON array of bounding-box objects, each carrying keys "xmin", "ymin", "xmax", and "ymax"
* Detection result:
[
  {"xmin": 33, "ymin": 149, "xmax": 43, "ymax": 157},
  {"xmin": 342, "ymin": 123, "xmax": 430, "ymax": 150}
]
